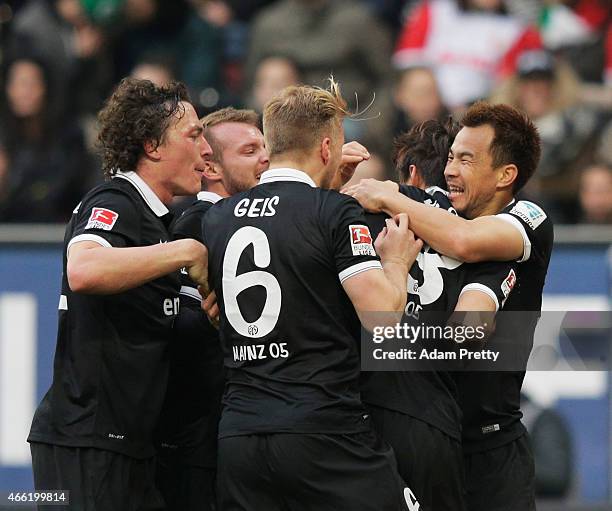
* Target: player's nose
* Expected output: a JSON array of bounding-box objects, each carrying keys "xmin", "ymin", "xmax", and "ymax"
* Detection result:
[
  {"xmin": 444, "ymin": 160, "xmax": 458, "ymax": 178},
  {"xmin": 200, "ymin": 135, "xmax": 213, "ymax": 159}
]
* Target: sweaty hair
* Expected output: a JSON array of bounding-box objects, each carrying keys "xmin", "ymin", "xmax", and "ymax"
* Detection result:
[
  {"xmin": 461, "ymin": 102, "xmax": 541, "ymax": 193},
  {"xmin": 97, "ymin": 77, "xmax": 190, "ymax": 178},
  {"xmin": 201, "ymin": 107, "xmax": 260, "ymax": 162},
  {"xmin": 263, "ymin": 78, "xmax": 349, "ymax": 158},
  {"xmin": 393, "ymin": 118, "xmax": 460, "ymax": 189}
]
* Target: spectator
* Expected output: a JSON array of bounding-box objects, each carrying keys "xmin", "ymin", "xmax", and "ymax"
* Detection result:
[
  {"xmin": 392, "ymin": 67, "xmax": 450, "ymax": 136},
  {"xmin": 0, "ymin": 55, "xmax": 92, "ymax": 222},
  {"xmin": 130, "ymin": 54, "xmax": 177, "ymax": 87},
  {"xmin": 578, "ymin": 163, "xmax": 612, "ymax": 224},
  {"xmin": 249, "ymin": 55, "xmax": 301, "ymax": 112},
  {"xmin": 245, "ymin": 0, "xmax": 394, "ymax": 149},
  {"xmin": 491, "ymin": 50, "xmax": 606, "ymax": 222},
  {"xmin": 393, "ymin": 0, "xmax": 542, "ymax": 110},
  {"xmin": 112, "ymin": 0, "xmax": 227, "ymax": 112},
  {"xmin": 537, "ymin": 0, "xmax": 610, "ymax": 84},
  {"xmin": 9, "ymin": 0, "xmax": 114, "ymax": 118}
]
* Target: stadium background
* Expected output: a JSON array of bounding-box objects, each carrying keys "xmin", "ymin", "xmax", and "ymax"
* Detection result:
[{"xmin": 0, "ymin": 0, "xmax": 610, "ymax": 508}]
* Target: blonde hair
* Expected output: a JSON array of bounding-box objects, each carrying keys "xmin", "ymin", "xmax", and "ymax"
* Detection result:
[
  {"xmin": 201, "ymin": 107, "xmax": 260, "ymax": 162},
  {"xmin": 263, "ymin": 78, "xmax": 349, "ymax": 158}
]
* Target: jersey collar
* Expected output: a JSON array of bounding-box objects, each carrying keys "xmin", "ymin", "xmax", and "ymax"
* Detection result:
[
  {"xmin": 197, "ymin": 191, "xmax": 224, "ymax": 204},
  {"xmin": 259, "ymin": 168, "xmax": 316, "ymax": 188},
  {"xmin": 113, "ymin": 171, "xmax": 169, "ymax": 217}
]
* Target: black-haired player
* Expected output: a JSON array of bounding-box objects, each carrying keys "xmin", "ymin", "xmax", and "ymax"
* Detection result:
[
  {"xmin": 360, "ymin": 118, "xmax": 517, "ymax": 511},
  {"xmin": 28, "ymin": 78, "xmax": 211, "ymax": 511},
  {"xmin": 345, "ymin": 102, "xmax": 553, "ymax": 511}
]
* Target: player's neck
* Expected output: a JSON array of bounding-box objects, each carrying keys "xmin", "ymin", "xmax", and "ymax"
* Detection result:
[
  {"xmin": 203, "ymin": 181, "xmax": 230, "ymax": 198},
  {"xmin": 268, "ymin": 159, "xmax": 326, "ymax": 187},
  {"xmin": 132, "ymin": 165, "xmax": 172, "ymax": 205},
  {"xmin": 476, "ymin": 192, "xmax": 515, "ymax": 218}
]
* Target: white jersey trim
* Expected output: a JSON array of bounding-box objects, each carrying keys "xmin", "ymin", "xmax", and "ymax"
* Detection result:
[
  {"xmin": 197, "ymin": 191, "xmax": 223, "ymax": 204},
  {"xmin": 67, "ymin": 233, "xmax": 112, "ymax": 252},
  {"xmin": 259, "ymin": 168, "xmax": 317, "ymax": 188},
  {"xmin": 114, "ymin": 170, "xmax": 169, "ymax": 217},
  {"xmin": 180, "ymin": 286, "xmax": 202, "ymax": 303},
  {"xmin": 459, "ymin": 283, "xmax": 499, "ymax": 312},
  {"xmin": 338, "ymin": 261, "xmax": 383, "ymax": 284},
  {"xmin": 58, "ymin": 295, "xmax": 68, "ymax": 311},
  {"xmin": 425, "ymin": 185, "xmax": 449, "ymax": 197},
  {"xmin": 496, "ymin": 213, "xmax": 531, "ymax": 263}
]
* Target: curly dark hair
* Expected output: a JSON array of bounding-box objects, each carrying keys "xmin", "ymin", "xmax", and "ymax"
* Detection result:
[
  {"xmin": 461, "ymin": 102, "xmax": 541, "ymax": 193},
  {"xmin": 97, "ymin": 78, "xmax": 190, "ymax": 177},
  {"xmin": 393, "ymin": 118, "xmax": 460, "ymax": 189}
]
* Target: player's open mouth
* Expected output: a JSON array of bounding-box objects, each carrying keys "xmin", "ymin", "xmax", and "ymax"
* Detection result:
[{"xmin": 448, "ymin": 185, "xmax": 464, "ymax": 198}]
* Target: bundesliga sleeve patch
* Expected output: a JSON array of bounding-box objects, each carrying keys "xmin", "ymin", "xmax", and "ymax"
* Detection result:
[
  {"xmin": 501, "ymin": 268, "xmax": 516, "ymax": 299},
  {"xmin": 349, "ymin": 225, "xmax": 376, "ymax": 256},
  {"xmin": 86, "ymin": 207, "xmax": 119, "ymax": 231},
  {"xmin": 509, "ymin": 201, "xmax": 546, "ymax": 230}
]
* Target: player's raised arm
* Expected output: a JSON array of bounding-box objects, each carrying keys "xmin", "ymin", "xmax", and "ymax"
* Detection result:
[
  {"xmin": 342, "ymin": 213, "xmax": 422, "ymax": 329},
  {"xmin": 344, "ymin": 179, "xmax": 524, "ymax": 263}
]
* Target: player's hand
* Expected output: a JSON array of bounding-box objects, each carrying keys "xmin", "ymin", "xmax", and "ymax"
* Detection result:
[
  {"xmin": 332, "ymin": 141, "xmax": 371, "ymax": 190},
  {"xmin": 185, "ymin": 241, "xmax": 209, "ymax": 294},
  {"xmin": 342, "ymin": 179, "xmax": 399, "ymax": 213},
  {"xmin": 375, "ymin": 213, "xmax": 422, "ymax": 267},
  {"xmin": 201, "ymin": 289, "xmax": 220, "ymax": 329}
]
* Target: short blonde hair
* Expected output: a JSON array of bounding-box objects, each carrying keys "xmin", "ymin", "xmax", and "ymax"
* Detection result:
[
  {"xmin": 201, "ymin": 107, "xmax": 260, "ymax": 162},
  {"xmin": 263, "ymin": 79, "xmax": 348, "ymax": 158}
]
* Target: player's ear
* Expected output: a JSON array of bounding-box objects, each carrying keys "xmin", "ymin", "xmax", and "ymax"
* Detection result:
[
  {"xmin": 321, "ymin": 137, "xmax": 331, "ymax": 165},
  {"xmin": 407, "ymin": 165, "xmax": 421, "ymax": 188},
  {"xmin": 143, "ymin": 139, "xmax": 162, "ymax": 161},
  {"xmin": 203, "ymin": 160, "xmax": 222, "ymax": 182},
  {"xmin": 497, "ymin": 164, "xmax": 518, "ymax": 190}
]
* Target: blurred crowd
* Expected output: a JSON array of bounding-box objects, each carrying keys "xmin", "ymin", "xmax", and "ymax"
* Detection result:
[{"xmin": 0, "ymin": 0, "xmax": 610, "ymax": 224}]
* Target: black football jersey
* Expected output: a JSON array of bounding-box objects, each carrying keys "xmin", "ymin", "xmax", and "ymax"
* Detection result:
[
  {"xmin": 156, "ymin": 192, "xmax": 225, "ymax": 468},
  {"xmin": 456, "ymin": 199, "xmax": 553, "ymax": 453},
  {"xmin": 361, "ymin": 185, "xmax": 516, "ymax": 440},
  {"xmin": 28, "ymin": 171, "xmax": 180, "ymax": 459},
  {"xmin": 202, "ymin": 168, "xmax": 382, "ymax": 438}
]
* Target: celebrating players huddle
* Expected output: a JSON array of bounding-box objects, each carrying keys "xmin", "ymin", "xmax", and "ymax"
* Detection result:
[{"xmin": 28, "ymin": 77, "xmax": 552, "ymax": 511}]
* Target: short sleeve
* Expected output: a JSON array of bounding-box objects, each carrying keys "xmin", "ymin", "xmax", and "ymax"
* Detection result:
[
  {"xmin": 460, "ymin": 261, "xmax": 518, "ymax": 311},
  {"xmin": 496, "ymin": 201, "xmax": 554, "ymax": 265},
  {"xmin": 68, "ymin": 190, "xmax": 141, "ymax": 251},
  {"xmin": 326, "ymin": 195, "xmax": 382, "ymax": 284}
]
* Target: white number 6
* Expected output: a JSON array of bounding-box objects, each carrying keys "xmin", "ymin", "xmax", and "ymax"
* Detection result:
[{"xmin": 222, "ymin": 226, "xmax": 282, "ymax": 338}]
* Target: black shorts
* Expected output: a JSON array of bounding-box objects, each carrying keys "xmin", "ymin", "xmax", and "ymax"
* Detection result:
[
  {"xmin": 463, "ymin": 434, "xmax": 535, "ymax": 511},
  {"xmin": 368, "ymin": 404, "xmax": 466, "ymax": 511},
  {"xmin": 155, "ymin": 450, "xmax": 216, "ymax": 511},
  {"xmin": 30, "ymin": 442, "xmax": 164, "ymax": 511},
  {"xmin": 217, "ymin": 431, "xmax": 412, "ymax": 511}
]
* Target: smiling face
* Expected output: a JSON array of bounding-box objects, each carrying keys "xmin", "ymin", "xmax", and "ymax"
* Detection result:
[
  {"xmin": 208, "ymin": 122, "xmax": 269, "ymax": 195},
  {"xmin": 157, "ymin": 101, "xmax": 211, "ymax": 196},
  {"xmin": 444, "ymin": 125, "xmax": 500, "ymax": 219}
]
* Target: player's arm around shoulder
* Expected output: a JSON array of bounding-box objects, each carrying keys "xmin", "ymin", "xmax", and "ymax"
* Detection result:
[
  {"xmin": 344, "ymin": 180, "xmax": 536, "ymax": 263},
  {"xmin": 343, "ymin": 214, "xmax": 422, "ymax": 329}
]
